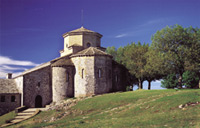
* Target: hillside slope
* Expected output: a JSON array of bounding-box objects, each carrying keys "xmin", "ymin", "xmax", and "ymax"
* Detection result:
[{"xmin": 6, "ymin": 89, "xmax": 200, "ymax": 128}]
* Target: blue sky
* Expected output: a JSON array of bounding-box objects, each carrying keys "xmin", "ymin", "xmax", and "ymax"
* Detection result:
[{"xmin": 0, "ymin": 0, "xmax": 200, "ymax": 88}]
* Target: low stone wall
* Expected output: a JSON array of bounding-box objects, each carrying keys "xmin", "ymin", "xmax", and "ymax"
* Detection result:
[{"xmin": 0, "ymin": 93, "xmax": 21, "ymax": 116}]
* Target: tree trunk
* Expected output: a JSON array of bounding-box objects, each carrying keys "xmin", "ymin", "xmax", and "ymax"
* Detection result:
[
  {"xmin": 148, "ymin": 80, "xmax": 151, "ymax": 90},
  {"xmin": 178, "ymin": 74, "xmax": 183, "ymax": 89},
  {"xmin": 138, "ymin": 78, "xmax": 143, "ymax": 89},
  {"xmin": 199, "ymin": 79, "xmax": 200, "ymax": 89}
]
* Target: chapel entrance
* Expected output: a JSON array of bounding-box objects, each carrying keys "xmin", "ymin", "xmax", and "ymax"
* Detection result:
[{"xmin": 35, "ymin": 95, "xmax": 42, "ymax": 108}]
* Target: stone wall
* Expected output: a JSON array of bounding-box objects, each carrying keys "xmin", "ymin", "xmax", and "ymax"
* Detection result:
[
  {"xmin": 72, "ymin": 56, "xmax": 95, "ymax": 97},
  {"xmin": 52, "ymin": 66, "xmax": 75, "ymax": 102},
  {"xmin": 23, "ymin": 66, "xmax": 52, "ymax": 108},
  {"xmin": 112, "ymin": 62, "xmax": 128, "ymax": 92},
  {"xmin": 72, "ymin": 56, "xmax": 113, "ymax": 97},
  {"xmin": 14, "ymin": 76, "xmax": 23, "ymax": 106},
  {"xmin": 0, "ymin": 93, "xmax": 21, "ymax": 115},
  {"xmin": 94, "ymin": 56, "xmax": 112, "ymax": 94},
  {"xmin": 83, "ymin": 34, "xmax": 101, "ymax": 48}
]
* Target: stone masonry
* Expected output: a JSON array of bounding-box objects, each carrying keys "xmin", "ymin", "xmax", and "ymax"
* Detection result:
[{"xmin": 0, "ymin": 27, "xmax": 131, "ymax": 113}]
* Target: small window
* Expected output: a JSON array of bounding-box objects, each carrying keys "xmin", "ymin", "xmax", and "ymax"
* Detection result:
[
  {"xmin": 115, "ymin": 75, "xmax": 118, "ymax": 82},
  {"xmin": 87, "ymin": 43, "xmax": 91, "ymax": 47},
  {"xmin": 11, "ymin": 96, "xmax": 15, "ymax": 102},
  {"xmin": 37, "ymin": 82, "xmax": 40, "ymax": 87},
  {"xmin": 1, "ymin": 96, "xmax": 5, "ymax": 102},
  {"xmin": 82, "ymin": 69, "xmax": 84, "ymax": 79},
  {"xmin": 98, "ymin": 69, "xmax": 102, "ymax": 78},
  {"xmin": 66, "ymin": 72, "xmax": 69, "ymax": 82},
  {"xmin": 109, "ymin": 70, "xmax": 112, "ymax": 79}
]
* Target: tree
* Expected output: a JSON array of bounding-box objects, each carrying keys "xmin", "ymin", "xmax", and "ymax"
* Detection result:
[
  {"xmin": 182, "ymin": 71, "xmax": 199, "ymax": 88},
  {"xmin": 106, "ymin": 46, "xmax": 117, "ymax": 59},
  {"xmin": 144, "ymin": 47, "xmax": 168, "ymax": 90},
  {"xmin": 161, "ymin": 73, "xmax": 178, "ymax": 89},
  {"xmin": 122, "ymin": 42, "xmax": 149, "ymax": 89},
  {"xmin": 152, "ymin": 24, "xmax": 200, "ymax": 88},
  {"xmin": 184, "ymin": 27, "xmax": 200, "ymax": 88}
]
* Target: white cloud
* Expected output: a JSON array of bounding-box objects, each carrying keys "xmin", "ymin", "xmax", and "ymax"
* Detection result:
[
  {"xmin": 115, "ymin": 33, "xmax": 127, "ymax": 38},
  {"xmin": 140, "ymin": 18, "xmax": 170, "ymax": 27},
  {"xmin": 0, "ymin": 56, "xmax": 39, "ymax": 78},
  {"xmin": 0, "ymin": 56, "xmax": 38, "ymax": 66}
]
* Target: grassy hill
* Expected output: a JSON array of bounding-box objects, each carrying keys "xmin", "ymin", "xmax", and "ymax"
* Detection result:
[{"xmin": 4, "ymin": 89, "xmax": 200, "ymax": 128}]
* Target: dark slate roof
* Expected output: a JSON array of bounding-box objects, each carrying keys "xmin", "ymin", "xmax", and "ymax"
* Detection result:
[
  {"xmin": 70, "ymin": 47, "xmax": 112, "ymax": 58},
  {"xmin": 0, "ymin": 79, "xmax": 19, "ymax": 93},
  {"xmin": 51, "ymin": 58, "xmax": 74, "ymax": 67},
  {"xmin": 62, "ymin": 26, "xmax": 102, "ymax": 38}
]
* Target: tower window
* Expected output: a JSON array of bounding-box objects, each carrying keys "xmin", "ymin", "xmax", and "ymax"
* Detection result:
[
  {"xmin": 98, "ymin": 68, "xmax": 102, "ymax": 78},
  {"xmin": 11, "ymin": 96, "xmax": 16, "ymax": 102},
  {"xmin": 82, "ymin": 69, "xmax": 84, "ymax": 79},
  {"xmin": 1, "ymin": 96, "xmax": 5, "ymax": 102},
  {"xmin": 87, "ymin": 43, "xmax": 91, "ymax": 47}
]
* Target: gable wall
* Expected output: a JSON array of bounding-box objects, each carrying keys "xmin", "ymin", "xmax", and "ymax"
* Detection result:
[{"xmin": 23, "ymin": 66, "xmax": 52, "ymax": 107}]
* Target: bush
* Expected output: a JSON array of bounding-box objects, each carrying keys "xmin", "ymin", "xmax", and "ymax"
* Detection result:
[
  {"xmin": 182, "ymin": 71, "xmax": 199, "ymax": 88},
  {"xmin": 161, "ymin": 73, "xmax": 178, "ymax": 88}
]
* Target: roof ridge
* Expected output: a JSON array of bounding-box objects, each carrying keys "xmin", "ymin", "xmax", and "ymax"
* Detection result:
[
  {"xmin": 91, "ymin": 47, "xmax": 95, "ymax": 54},
  {"xmin": 84, "ymin": 47, "xmax": 91, "ymax": 54}
]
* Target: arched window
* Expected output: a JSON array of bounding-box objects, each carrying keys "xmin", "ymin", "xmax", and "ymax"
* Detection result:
[
  {"xmin": 66, "ymin": 72, "xmax": 69, "ymax": 82},
  {"xmin": 87, "ymin": 43, "xmax": 91, "ymax": 47},
  {"xmin": 115, "ymin": 75, "xmax": 118, "ymax": 82},
  {"xmin": 109, "ymin": 70, "xmax": 112, "ymax": 79},
  {"xmin": 82, "ymin": 68, "xmax": 84, "ymax": 78},
  {"xmin": 98, "ymin": 68, "xmax": 102, "ymax": 78}
]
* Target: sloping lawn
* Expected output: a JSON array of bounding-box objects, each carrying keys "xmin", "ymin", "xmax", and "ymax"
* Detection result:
[
  {"xmin": 5, "ymin": 89, "xmax": 200, "ymax": 128},
  {"xmin": 0, "ymin": 111, "xmax": 16, "ymax": 126}
]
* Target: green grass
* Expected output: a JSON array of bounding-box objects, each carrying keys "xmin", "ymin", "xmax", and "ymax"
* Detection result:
[
  {"xmin": 0, "ymin": 111, "xmax": 16, "ymax": 125},
  {"xmin": 4, "ymin": 89, "xmax": 200, "ymax": 128}
]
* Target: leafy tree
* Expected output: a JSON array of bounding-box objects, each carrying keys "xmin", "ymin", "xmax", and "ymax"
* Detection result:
[
  {"xmin": 106, "ymin": 46, "xmax": 117, "ymax": 59},
  {"xmin": 184, "ymin": 27, "xmax": 200, "ymax": 88},
  {"xmin": 182, "ymin": 71, "xmax": 199, "ymax": 88},
  {"xmin": 161, "ymin": 73, "xmax": 178, "ymax": 89},
  {"xmin": 106, "ymin": 46, "xmax": 125, "ymax": 65},
  {"xmin": 122, "ymin": 42, "xmax": 149, "ymax": 89},
  {"xmin": 115, "ymin": 46, "xmax": 125, "ymax": 64},
  {"xmin": 152, "ymin": 24, "xmax": 200, "ymax": 88},
  {"xmin": 145, "ymin": 47, "xmax": 168, "ymax": 89}
]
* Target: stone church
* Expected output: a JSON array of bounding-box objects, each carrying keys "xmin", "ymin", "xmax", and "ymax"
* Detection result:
[{"xmin": 0, "ymin": 27, "xmax": 130, "ymax": 115}]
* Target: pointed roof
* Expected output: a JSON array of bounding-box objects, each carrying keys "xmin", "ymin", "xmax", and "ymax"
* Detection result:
[
  {"xmin": 63, "ymin": 26, "xmax": 102, "ymax": 38},
  {"xmin": 69, "ymin": 26, "xmax": 95, "ymax": 33},
  {"xmin": 70, "ymin": 47, "xmax": 112, "ymax": 58}
]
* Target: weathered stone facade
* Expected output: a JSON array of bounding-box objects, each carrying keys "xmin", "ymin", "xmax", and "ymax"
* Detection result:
[
  {"xmin": 0, "ymin": 79, "xmax": 21, "ymax": 115},
  {"xmin": 0, "ymin": 27, "xmax": 130, "ymax": 113},
  {"xmin": 23, "ymin": 66, "xmax": 52, "ymax": 108},
  {"xmin": 0, "ymin": 94, "xmax": 21, "ymax": 115}
]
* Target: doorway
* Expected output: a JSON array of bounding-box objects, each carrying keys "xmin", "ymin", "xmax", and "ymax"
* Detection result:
[{"xmin": 35, "ymin": 95, "xmax": 42, "ymax": 108}]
